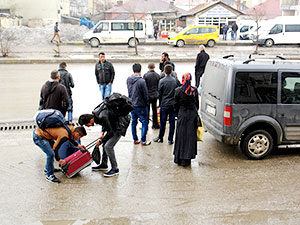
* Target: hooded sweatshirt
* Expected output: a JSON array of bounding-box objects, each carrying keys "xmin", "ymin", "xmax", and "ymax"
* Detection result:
[
  {"xmin": 39, "ymin": 81, "xmax": 69, "ymax": 116},
  {"xmin": 127, "ymin": 74, "xmax": 149, "ymax": 108}
]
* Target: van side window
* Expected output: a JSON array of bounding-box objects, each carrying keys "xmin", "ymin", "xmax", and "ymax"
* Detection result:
[
  {"xmin": 269, "ymin": 24, "xmax": 283, "ymax": 34},
  {"xmin": 281, "ymin": 73, "xmax": 300, "ymax": 104},
  {"xmin": 94, "ymin": 22, "xmax": 109, "ymax": 33},
  {"xmin": 185, "ymin": 28, "xmax": 198, "ymax": 35},
  {"xmin": 285, "ymin": 24, "xmax": 300, "ymax": 32},
  {"xmin": 234, "ymin": 72, "xmax": 277, "ymax": 104}
]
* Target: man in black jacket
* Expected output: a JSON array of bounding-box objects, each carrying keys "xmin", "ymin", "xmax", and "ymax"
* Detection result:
[
  {"xmin": 58, "ymin": 62, "xmax": 74, "ymax": 122},
  {"xmin": 78, "ymin": 104, "xmax": 130, "ymax": 177},
  {"xmin": 143, "ymin": 63, "xmax": 160, "ymax": 129},
  {"xmin": 159, "ymin": 52, "xmax": 175, "ymax": 73},
  {"xmin": 95, "ymin": 52, "xmax": 115, "ymax": 100},
  {"xmin": 195, "ymin": 45, "xmax": 210, "ymax": 88},
  {"xmin": 127, "ymin": 63, "xmax": 151, "ymax": 145},
  {"xmin": 154, "ymin": 64, "xmax": 177, "ymax": 145},
  {"xmin": 39, "ymin": 70, "xmax": 69, "ymax": 116}
]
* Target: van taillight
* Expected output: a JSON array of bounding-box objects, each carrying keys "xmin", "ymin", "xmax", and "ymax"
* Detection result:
[{"xmin": 224, "ymin": 106, "xmax": 232, "ymax": 126}]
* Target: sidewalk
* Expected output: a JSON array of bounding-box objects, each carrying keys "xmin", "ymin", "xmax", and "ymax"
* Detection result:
[{"xmin": 0, "ymin": 39, "xmax": 258, "ymax": 64}]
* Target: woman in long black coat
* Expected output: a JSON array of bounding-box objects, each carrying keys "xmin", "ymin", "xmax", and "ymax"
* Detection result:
[{"xmin": 173, "ymin": 73, "xmax": 199, "ymax": 167}]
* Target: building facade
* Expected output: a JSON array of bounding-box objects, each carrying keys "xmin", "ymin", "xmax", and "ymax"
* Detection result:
[
  {"xmin": 0, "ymin": 0, "xmax": 69, "ymax": 26},
  {"xmin": 180, "ymin": 1, "xmax": 244, "ymax": 31}
]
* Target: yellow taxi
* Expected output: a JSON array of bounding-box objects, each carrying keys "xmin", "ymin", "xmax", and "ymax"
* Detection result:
[{"xmin": 167, "ymin": 25, "xmax": 219, "ymax": 47}]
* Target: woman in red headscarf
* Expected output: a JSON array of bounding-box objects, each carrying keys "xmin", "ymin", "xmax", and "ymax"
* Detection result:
[{"xmin": 173, "ymin": 73, "xmax": 199, "ymax": 167}]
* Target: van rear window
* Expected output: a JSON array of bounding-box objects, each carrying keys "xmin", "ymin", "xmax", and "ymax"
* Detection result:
[{"xmin": 234, "ymin": 72, "xmax": 277, "ymax": 104}]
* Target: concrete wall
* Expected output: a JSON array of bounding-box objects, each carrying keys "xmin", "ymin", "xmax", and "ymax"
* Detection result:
[
  {"xmin": 0, "ymin": 16, "xmax": 22, "ymax": 28},
  {"xmin": 0, "ymin": 0, "xmax": 62, "ymax": 25}
]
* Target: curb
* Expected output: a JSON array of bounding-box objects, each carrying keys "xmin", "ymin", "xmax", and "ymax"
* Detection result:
[{"xmin": 62, "ymin": 41, "xmax": 253, "ymax": 46}]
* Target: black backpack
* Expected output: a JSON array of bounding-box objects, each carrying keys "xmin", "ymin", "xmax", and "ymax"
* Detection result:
[{"xmin": 104, "ymin": 93, "xmax": 133, "ymax": 116}]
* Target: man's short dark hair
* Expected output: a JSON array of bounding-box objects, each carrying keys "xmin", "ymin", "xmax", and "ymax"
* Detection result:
[
  {"xmin": 164, "ymin": 64, "xmax": 172, "ymax": 75},
  {"xmin": 59, "ymin": 62, "xmax": 67, "ymax": 69},
  {"xmin": 78, "ymin": 114, "xmax": 94, "ymax": 126},
  {"xmin": 133, "ymin": 63, "xmax": 142, "ymax": 73},
  {"xmin": 51, "ymin": 70, "xmax": 59, "ymax": 79},
  {"xmin": 162, "ymin": 52, "xmax": 169, "ymax": 59},
  {"xmin": 74, "ymin": 126, "xmax": 87, "ymax": 136},
  {"xmin": 99, "ymin": 52, "xmax": 105, "ymax": 56},
  {"xmin": 148, "ymin": 63, "xmax": 155, "ymax": 69}
]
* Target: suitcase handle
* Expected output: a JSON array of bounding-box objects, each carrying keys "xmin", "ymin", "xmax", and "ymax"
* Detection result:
[
  {"xmin": 61, "ymin": 162, "xmax": 71, "ymax": 174},
  {"xmin": 85, "ymin": 138, "xmax": 99, "ymax": 150}
]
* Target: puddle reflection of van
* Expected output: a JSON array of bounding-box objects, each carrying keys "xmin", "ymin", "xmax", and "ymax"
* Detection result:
[
  {"xmin": 252, "ymin": 16, "xmax": 300, "ymax": 47},
  {"xmin": 83, "ymin": 20, "xmax": 146, "ymax": 47},
  {"xmin": 201, "ymin": 57, "xmax": 300, "ymax": 159}
]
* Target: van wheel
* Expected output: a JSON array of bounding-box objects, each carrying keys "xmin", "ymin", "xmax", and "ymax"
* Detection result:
[
  {"xmin": 176, "ymin": 40, "xmax": 185, "ymax": 47},
  {"xmin": 207, "ymin": 39, "xmax": 215, "ymax": 47},
  {"xmin": 240, "ymin": 130, "xmax": 274, "ymax": 160},
  {"xmin": 265, "ymin": 39, "xmax": 274, "ymax": 47},
  {"xmin": 128, "ymin": 38, "xmax": 138, "ymax": 47},
  {"xmin": 90, "ymin": 38, "xmax": 100, "ymax": 48}
]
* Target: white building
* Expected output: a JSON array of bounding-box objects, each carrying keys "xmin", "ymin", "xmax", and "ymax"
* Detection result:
[{"xmin": 0, "ymin": 0, "xmax": 70, "ymax": 26}]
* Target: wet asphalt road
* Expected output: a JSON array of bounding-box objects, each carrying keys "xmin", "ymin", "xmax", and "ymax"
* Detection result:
[
  {"xmin": 0, "ymin": 62, "xmax": 195, "ymax": 121},
  {"xmin": 1, "ymin": 45, "xmax": 300, "ymax": 224},
  {"xmin": 1, "ymin": 127, "xmax": 300, "ymax": 224}
]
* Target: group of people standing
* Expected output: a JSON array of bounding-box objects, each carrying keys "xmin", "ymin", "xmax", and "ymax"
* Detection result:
[
  {"xmin": 33, "ymin": 46, "xmax": 210, "ymax": 183},
  {"xmin": 221, "ymin": 22, "xmax": 239, "ymax": 41}
]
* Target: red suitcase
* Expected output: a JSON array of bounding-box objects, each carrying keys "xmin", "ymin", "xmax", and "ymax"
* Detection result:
[
  {"xmin": 61, "ymin": 139, "xmax": 98, "ymax": 178},
  {"xmin": 62, "ymin": 150, "xmax": 93, "ymax": 178}
]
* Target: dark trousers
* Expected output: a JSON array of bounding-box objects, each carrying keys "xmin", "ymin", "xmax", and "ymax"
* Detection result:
[
  {"xmin": 101, "ymin": 134, "xmax": 121, "ymax": 170},
  {"xmin": 158, "ymin": 105, "xmax": 176, "ymax": 142},
  {"xmin": 148, "ymin": 98, "xmax": 159, "ymax": 128},
  {"xmin": 195, "ymin": 69, "xmax": 204, "ymax": 88}
]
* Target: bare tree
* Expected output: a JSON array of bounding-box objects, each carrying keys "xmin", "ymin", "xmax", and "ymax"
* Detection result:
[
  {"xmin": 0, "ymin": 29, "xmax": 15, "ymax": 57},
  {"xmin": 249, "ymin": 7, "xmax": 265, "ymax": 54},
  {"xmin": 93, "ymin": 0, "xmax": 115, "ymax": 14}
]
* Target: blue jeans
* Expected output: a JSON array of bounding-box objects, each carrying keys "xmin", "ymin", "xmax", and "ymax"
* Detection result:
[
  {"xmin": 159, "ymin": 105, "xmax": 176, "ymax": 142},
  {"xmin": 58, "ymin": 140, "xmax": 80, "ymax": 159},
  {"xmin": 67, "ymin": 96, "xmax": 73, "ymax": 122},
  {"xmin": 33, "ymin": 131, "xmax": 55, "ymax": 177},
  {"xmin": 99, "ymin": 84, "xmax": 112, "ymax": 100},
  {"xmin": 131, "ymin": 107, "xmax": 149, "ymax": 142}
]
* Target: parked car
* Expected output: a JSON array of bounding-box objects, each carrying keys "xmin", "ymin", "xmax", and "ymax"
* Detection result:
[
  {"xmin": 167, "ymin": 25, "xmax": 219, "ymax": 47},
  {"xmin": 201, "ymin": 56, "xmax": 300, "ymax": 159},
  {"xmin": 83, "ymin": 20, "xmax": 146, "ymax": 47},
  {"xmin": 251, "ymin": 16, "xmax": 300, "ymax": 47}
]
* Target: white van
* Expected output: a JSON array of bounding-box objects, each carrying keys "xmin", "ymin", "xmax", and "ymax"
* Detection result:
[
  {"xmin": 83, "ymin": 20, "xmax": 146, "ymax": 47},
  {"xmin": 239, "ymin": 20, "xmax": 256, "ymax": 40},
  {"xmin": 252, "ymin": 16, "xmax": 300, "ymax": 47}
]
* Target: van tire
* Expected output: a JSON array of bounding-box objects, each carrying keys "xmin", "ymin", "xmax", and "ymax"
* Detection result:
[
  {"xmin": 265, "ymin": 39, "xmax": 274, "ymax": 47},
  {"xmin": 207, "ymin": 39, "xmax": 215, "ymax": 47},
  {"xmin": 240, "ymin": 129, "xmax": 274, "ymax": 160},
  {"xmin": 90, "ymin": 38, "xmax": 100, "ymax": 48},
  {"xmin": 128, "ymin": 38, "xmax": 138, "ymax": 47},
  {"xmin": 176, "ymin": 40, "xmax": 185, "ymax": 47}
]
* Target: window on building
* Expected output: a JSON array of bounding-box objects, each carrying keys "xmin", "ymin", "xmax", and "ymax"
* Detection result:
[{"xmin": 234, "ymin": 72, "xmax": 277, "ymax": 104}]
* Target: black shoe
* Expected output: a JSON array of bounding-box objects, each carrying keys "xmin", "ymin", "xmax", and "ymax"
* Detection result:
[
  {"xmin": 103, "ymin": 168, "xmax": 119, "ymax": 177},
  {"xmin": 92, "ymin": 164, "xmax": 108, "ymax": 171},
  {"xmin": 168, "ymin": 140, "xmax": 174, "ymax": 145},
  {"xmin": 46, "ymin": 175, "xmax": 60, "ymax": 183},
  {"xmin": 152, "ymin": 125, "xmax": 160, "ymax": 129},
  {"xmin": 153, "ymin": 137, "xmax": 163, "ymax": 143},
  {"xmin": 44, "ymin": 168, "xmax": 61, "ymax": 175}
]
